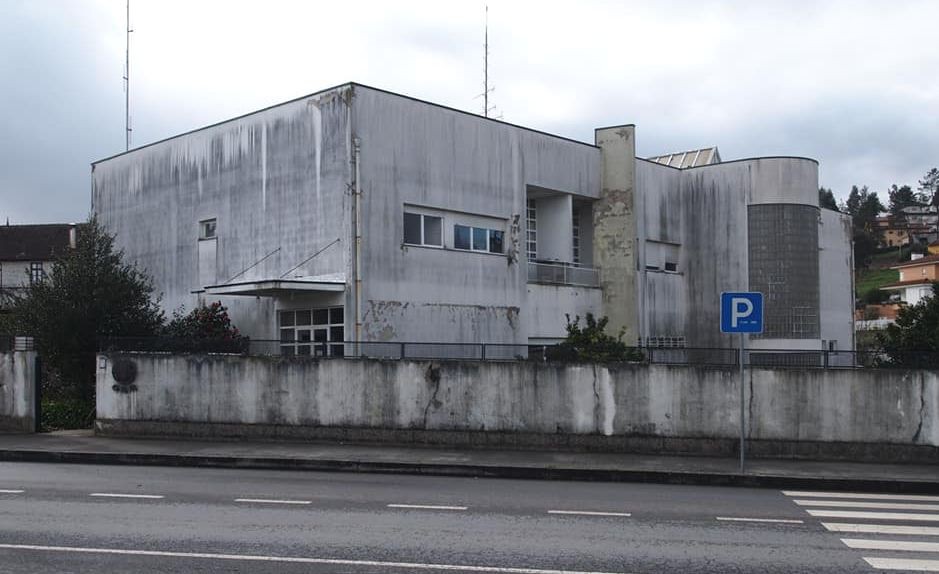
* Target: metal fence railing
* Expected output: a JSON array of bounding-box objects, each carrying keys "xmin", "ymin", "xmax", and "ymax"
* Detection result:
[
  {"xmin": 93, "ymin": 337, "xmax": 939, "ymax": 369},
  {"xmin": 527, "ymin": 262, "xmax": 599, "ymax": 287}
]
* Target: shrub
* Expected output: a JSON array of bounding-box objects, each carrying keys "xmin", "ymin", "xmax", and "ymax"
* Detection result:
[{"xmin": 547, "ymin": 313, "xmax": 643, "ymax": 363}]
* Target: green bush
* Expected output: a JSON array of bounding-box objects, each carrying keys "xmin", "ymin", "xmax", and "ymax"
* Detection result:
[
  {"xmin": 547, "ymin": 313, "xmax": 643, "ymax": 363},
  {"xmin": 40, "ymin": 398, "xmax": 94, "ymax": 432}
]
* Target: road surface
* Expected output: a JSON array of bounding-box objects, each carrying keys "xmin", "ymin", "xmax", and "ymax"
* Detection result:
[{"xmin": 0, "ymin": 462, "xmax": 936, "ymax": 573}]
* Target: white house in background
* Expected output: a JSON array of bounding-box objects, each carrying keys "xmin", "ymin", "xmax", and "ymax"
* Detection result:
[
  {"xmin": 0, "ymin": 224, "xmax": 77, "ymax": 312},
  {"xmin": 91, "ymin": 82, "xmax": 854, "ymax": 356},
  {"xmin": 882, "ymin": 254, "xmax": 939, "ymax": 306}
]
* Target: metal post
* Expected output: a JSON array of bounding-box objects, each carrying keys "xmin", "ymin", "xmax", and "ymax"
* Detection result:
[{"xmin": 739, "ymin": 332, "xmax": 746, "ymax": 473}]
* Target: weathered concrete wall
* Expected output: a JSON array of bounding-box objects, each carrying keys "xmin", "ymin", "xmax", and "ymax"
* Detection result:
[
  {"xmin": 96, "ymin": 353, "xmax": 939, "ymax": 462},
  {"xmin": 631, "ymin": 156, "xmax": 849, "ymax": 350},
  {"xmin": 353, "ymin": 86, "xmax": 600, "ymax": 344},
  {"xmin": 819, "ymin": 208, "xmax": 855, "ymax": 352},
  {"xmin": 594, "ymin": 126, "xmax": 638, "ymax": 343},
  {"xmin": 92, "ymin": 86, "xmax": 354, "ymax": 340},
  {"xmin": 0, "ymin": 351, "xmax": 36, "ymax": 433},
  {"xmin": 525, "ymin": 284, "xmax": 603, "ymax": 342}
]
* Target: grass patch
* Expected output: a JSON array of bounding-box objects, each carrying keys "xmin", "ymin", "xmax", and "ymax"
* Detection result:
[{"xmin": 856, "ymin": 268, "xmax": 899, "ymax": 300}]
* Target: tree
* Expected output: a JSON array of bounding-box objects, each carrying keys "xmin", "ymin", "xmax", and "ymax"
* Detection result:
[
  {"xmin": 843, "ymin": 185, "xmax": 885, "ymax": 268},
  {"xmin": 917, "ymin": 168, "xmax": 939, "ymax": 207},
  {"xmin": 546, "ymin": 314, "xmax": 643, "ymax": 362},
  {"xmin": 818, "ymin": 187, "xmax": 839, "ymax": 211},
  {"xmin": 6, "ymin": 217, "xmax": 164, "ymax": 401},
  {"xmin": 877, "ymin": 283, "xmax": 939, "ymax": 368},
  {"xmin": 887, "ymin": 184, "xmax": 919, "ymax": 220}
]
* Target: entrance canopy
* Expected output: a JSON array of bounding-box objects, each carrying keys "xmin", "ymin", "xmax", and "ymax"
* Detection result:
[{"xmin": 203, "ymin": 274, "xmax": 346, "ymax": 297}]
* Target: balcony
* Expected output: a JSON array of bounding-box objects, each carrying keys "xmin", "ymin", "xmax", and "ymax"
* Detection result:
[{"xmin": 528, "ymin": 261, "xmax": 599, "ymax": 287}]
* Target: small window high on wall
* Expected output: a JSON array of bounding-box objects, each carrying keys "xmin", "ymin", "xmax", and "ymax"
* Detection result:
[{"xmin": 199, "ymin": 218, "xmax": 217, "ymax": 240}]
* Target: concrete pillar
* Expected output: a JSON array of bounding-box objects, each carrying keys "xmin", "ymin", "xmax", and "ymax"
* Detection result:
[{"xmin": 594, "ymin": 125, "xmax": 639, "ymax": 343}]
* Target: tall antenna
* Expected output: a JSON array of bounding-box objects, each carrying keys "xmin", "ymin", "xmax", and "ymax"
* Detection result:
[
  {"xmin": 478, "ymin": 4, "xmax": 499, "ymax": 118},
  {"xmin": 124, "ymin": 0, "xmax": 133, "ymax": 150}
]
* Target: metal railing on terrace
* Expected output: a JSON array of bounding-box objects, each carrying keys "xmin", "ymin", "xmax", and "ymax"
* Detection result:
[
  {"xmin": 527, "ymin": 261, "xmax": 599, "ymax": 287},
  {"xmin": 96, "ymin": 337, "xmax": 939, "ymax": 369}
]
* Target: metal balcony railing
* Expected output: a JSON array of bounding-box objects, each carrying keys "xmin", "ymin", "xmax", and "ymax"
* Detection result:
[{"xmin": 527, "ymin": 261, "xmax": 599, "ymax": 287}]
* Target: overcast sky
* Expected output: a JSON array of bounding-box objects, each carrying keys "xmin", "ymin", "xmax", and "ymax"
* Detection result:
[{"xmin": 2, "ymin": 0, "xmax": 938, "ymax": 223}]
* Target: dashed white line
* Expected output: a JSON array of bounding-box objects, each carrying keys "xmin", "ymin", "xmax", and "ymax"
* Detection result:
[
  {"xmin": 0, "ymin": 543, "xmax": 625, "ymax": 574},
  {"xmin": 794, "ymin": 499, "xmax": 939, "ymax": 512},
  {"xmin": 387, "ymin": 504, "xmax": 468, "ymax": 511},
  {"xmin": 88, "ymin": 493, "xmax": 164, "ymax": 500},
  {"xmin": 716, "ymin": 517, "xmax": 804, "ymax": 524},
  {"xmin": 783, "ymin": 491, "xmax": 939, "ymax": 502},
  {"xmin": 863, "ymin": 557, "xmax": 939, "ymax": 571},
  {"xmin": 234, "ymin": 498, "xmax": 312, "ymax": 505},
  {"xmin": 822, "ymin": 523, "xmax": 939, "ymax": 536},
  {"xmin": 0, "ymin": 489, "xmax": 24, "ymax": 494},
  {"xmin": 548, "ymin": 510, "xmax": 632, "ymax": 518},
  {"xmin": 806, "ymin": 510, "xmax": 939, "ymax": 522},
  {"xmin": 842, "ymin": 538, "xmax": 939, "ymax": 552}
]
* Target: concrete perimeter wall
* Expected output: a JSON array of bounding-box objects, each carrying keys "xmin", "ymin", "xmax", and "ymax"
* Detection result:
[
  {"xmin": 0, "ymin": 351, "xmax": 36, "ymax": 433},
  {"xmin": 96, "ymin": 353, "xmax": 939, "ymax": 463}
]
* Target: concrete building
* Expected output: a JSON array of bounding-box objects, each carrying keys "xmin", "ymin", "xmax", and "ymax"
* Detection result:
[
  {"xmin": 0, "ymin": 224, "xmax": 77, "ymax": 313},
  {"xmin": 91, "ymin": 83, "xmax": 854, "ymax": 354}
]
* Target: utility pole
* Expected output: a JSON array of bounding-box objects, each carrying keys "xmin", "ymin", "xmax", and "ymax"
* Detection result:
[{"xmin": 124, "ymin": 0, "xmax": 133, "ymax": 150}]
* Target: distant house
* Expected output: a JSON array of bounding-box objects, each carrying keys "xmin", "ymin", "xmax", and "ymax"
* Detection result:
[
  {"xmin": 0, "ymin": 224, "xmax": 77, "ymax": 311},
  {"xmin": 928, "ymin": 239, "xmax": 939, "ymax": 256},
  {"xmin": 880, "ymin": 254, "xmax": 939, "ymax": 306}
]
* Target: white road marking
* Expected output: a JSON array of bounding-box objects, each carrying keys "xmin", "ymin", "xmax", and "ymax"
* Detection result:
[
  {"xmin": 795, "ymin": 499, "xmax": 939, "ymax": 511},
  {"xmin": 0, "ymin": 489, "xmax": 24, "ymax": 494},
  {"xmin": 823, "ymin": 523, "xmax": 939, "ymax": 536},
  {"xmin": 88, "ymin": 493, "xmax": 164, "ymax": 500},
  {"xmin": 807, "ymin": 510, "xmax": 939, "ymax": 522},
  {"xmin": 783, "ymin": 491, "xmax": 939, "ymax": 502},
  {"xmin": 0, "ymin": 543, "xmax": 626, "ymax": 574},
  {"xmin": 234, "ymin": 498, "xmax": 312, "ymax": 505},
  {"xmin": 387, "ymin": 504, "xmax": 468, "ymax": 511},
  {"xmin": 715, "ymin": 517, "xmax": 804, "ymax": 524},
  {"xmin": 548, "ymin": 510, "xmax": 632, "ymax": 518},
  {"xmin": 864, "ymin": 557, "xmax": 939, "ymax": 571},
  {"xmin": 842, "ymin": 538, "xmax": 939, "ymax": 552}
]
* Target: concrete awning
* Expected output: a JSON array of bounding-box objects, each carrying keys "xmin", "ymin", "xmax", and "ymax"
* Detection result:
[{"xmin": 203, "ymin": 278, "xmax": 345, "ymax": 297}]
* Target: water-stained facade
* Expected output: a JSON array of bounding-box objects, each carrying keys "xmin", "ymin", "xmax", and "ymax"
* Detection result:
[{"xmin": 92, "ymin": 82, "xmax": 853, "ymax": 353}]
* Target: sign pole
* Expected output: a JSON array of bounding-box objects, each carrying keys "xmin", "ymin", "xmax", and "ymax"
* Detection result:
[
  {"xmin": 720, "ymin": 291, "xmax": 761, "ymax": 476},
  {"xmin": 739, "ymin": 332, "xmax": 745, "ymax": 474}
]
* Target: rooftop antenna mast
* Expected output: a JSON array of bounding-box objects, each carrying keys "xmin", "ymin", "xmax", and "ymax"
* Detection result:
[
  {"xmin": 124, "ymin": 0, "xmax": 133, "ymax": 150},
  {"xmin": 479, "ymin": 4, "xmax": 500, "ymax": 119}
]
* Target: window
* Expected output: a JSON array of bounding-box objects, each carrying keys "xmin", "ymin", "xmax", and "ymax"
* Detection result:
[
  {"xmin": 403, "ymin": 212, "xmax": 442, "ymax": 247},
  {"xmin": 572, "ymin": 207, "xmax": 580, "ymax": 265},
  {"xmin": 200, "ymin": 218, "xmax": 217, "ymax": 240},
  {"xmin": 664, "ymin": 261, "xmax": 678, "ymax": 272},
  {"xmin": 454, "ymin": 224, "xmax": 503, "ymax": 254},
  {"xmin": 526, "ymin": 199, "xmax": 537, "ymax": 261},
  {"xmin": 279, "ymin": 306, "xmax": 344, "ymax": 357},
  {"xmin": 29, "ymin": 262, "xmax": 44, "ymax": 284}
]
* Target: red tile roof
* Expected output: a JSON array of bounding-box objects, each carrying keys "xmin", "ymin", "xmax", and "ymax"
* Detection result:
[{"xmin": 891, "ymin": 254, "xmax": 939, "ymax": 269}]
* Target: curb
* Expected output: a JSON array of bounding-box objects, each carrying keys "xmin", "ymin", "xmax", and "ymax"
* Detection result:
[{"xmin": 1, "ymin": 449, "xmax": 937, "ymax": 494}]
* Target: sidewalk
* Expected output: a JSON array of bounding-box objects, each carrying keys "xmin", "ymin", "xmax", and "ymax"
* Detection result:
[{"xmin": 0, "ymin": 430, "xmax": 935, "ymax": 492}]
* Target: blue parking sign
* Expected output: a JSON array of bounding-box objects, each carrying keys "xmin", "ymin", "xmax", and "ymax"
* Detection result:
[{"xmin": 720, "ymin": 292, "xmax": 763, "ymax": 333}]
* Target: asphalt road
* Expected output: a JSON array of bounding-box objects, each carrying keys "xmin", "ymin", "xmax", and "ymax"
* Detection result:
[{"xmin": 0, "ymin": 462, "xmax": 935, "ymax": 573}]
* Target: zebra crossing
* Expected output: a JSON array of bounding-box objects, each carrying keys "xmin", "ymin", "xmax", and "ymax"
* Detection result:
[{"xmin": 783, "ymin": 490, "xmax": 939, "ymax": 571}]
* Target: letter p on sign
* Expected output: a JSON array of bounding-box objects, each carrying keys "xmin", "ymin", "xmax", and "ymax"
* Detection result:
[{"xmin": 720, "ymin": 292, "xmax": 764, "ymax": 334}]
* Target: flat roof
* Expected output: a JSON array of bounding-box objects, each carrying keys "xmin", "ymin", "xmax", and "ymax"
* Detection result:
[{"xmin": 92, "ymin": 82, "xmax": 599, "ymax": 166}]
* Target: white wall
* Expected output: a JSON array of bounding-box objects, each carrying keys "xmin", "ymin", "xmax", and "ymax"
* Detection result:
[
  {"xmin": 97, "ymin": 353, "xmax": 939, "ymax": 459},
  {"xmin": 0, "ymin": 351, "xmax": 36, "ymax": 433}
]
